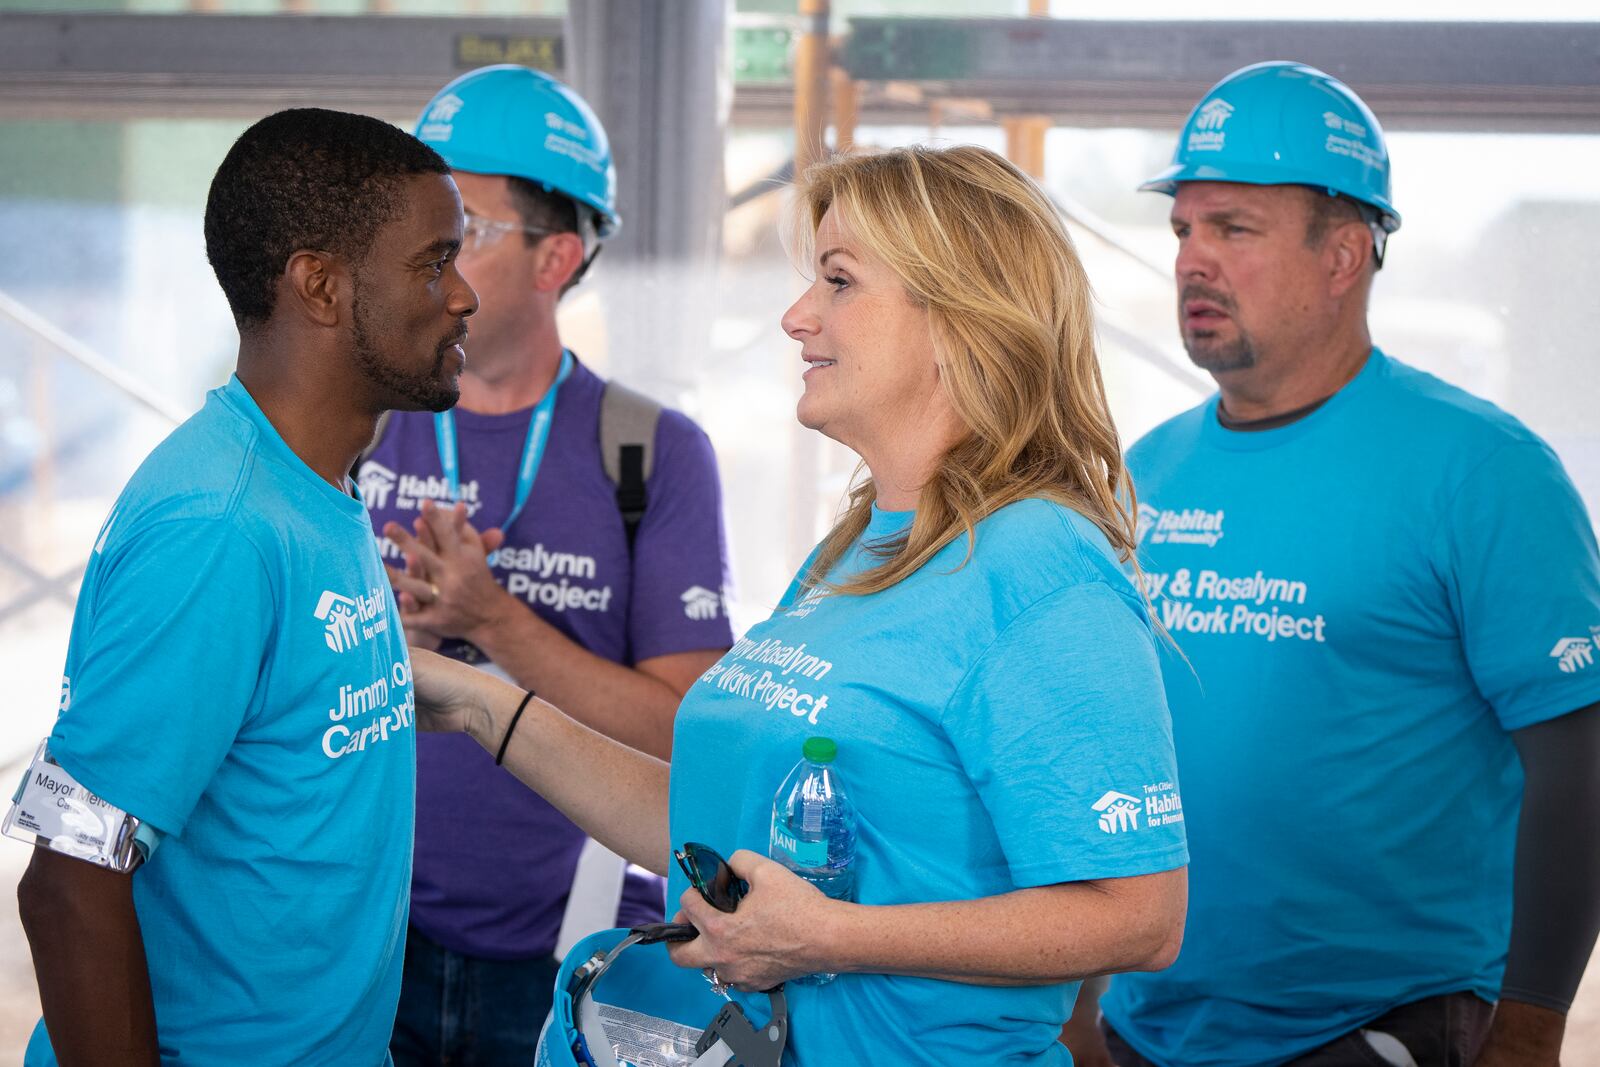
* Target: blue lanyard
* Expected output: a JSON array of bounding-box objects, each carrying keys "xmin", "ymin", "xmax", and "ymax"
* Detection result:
[{"xmin": 434, "ymin": 348, "xmax": 573, "ymax": 548}]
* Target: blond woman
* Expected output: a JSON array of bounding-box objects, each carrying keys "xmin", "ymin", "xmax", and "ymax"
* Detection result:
[{"xmin": 409, "ymin": 144, "xmax": 1187, "ymax": 1065}]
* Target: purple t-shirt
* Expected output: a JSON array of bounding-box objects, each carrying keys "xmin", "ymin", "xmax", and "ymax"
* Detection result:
[{"xmin": 360, "ymin": 358, "xmax": 732, "ymax": 959}]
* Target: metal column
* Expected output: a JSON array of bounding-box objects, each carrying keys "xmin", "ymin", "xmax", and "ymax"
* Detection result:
[{"xmin": 563, "ymin": 0, "xmax": 730, "ymax": 398}]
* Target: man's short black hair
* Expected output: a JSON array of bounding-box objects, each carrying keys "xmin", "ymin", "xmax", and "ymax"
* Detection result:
[{"xmin": 204, "ymin": 108, "xmax": 449, "ymax": 327}]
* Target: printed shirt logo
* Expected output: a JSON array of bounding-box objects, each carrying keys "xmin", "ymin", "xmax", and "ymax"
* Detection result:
[
  {"xmin": 315, "ymin": 592, "xmax": 361, "ymax": 653},
  {"xmin": 1094, "ymin": 782, "xmax": 1185, "ymax": 835},
  {"xmin": 785, "ymin": 585, "xmax": 829, "ymax": 620},
  {"xmin": 1137, "ymin": 502, "xmax": 1326, "ymax": 646},
  {"xmin": 702, "ymin": 636, "xmax": 835, "ymax": 726},
  {"xmin": 314, "ymin": 587, "xmax": 390, "ymax": 653},
  {"xmin": 1093, "ymin": 791, "xmax": 1142, "ymax": 834},
  {"xmin": 681, "ymin": 585, "xmax": 722, "ymax": 621},
  {"xmin": 1135, "ymin": 503, "xmax": 1160, "ymax": 545},
  {"xmin": 1139, "ymin": 505, "xmax": 1226, "ymax": 547},
  {"xmin": 1142, "ymin": 567, "xmax": 1327, "ymax": 645},
  {"xmin": 369, "ymin": 473, "xmax": 482, "ymax": 519},
  {"xmin": 358, "ymin": 462, "xmax": 397, "ymax": 511},
  {"xmin": 322, "ymin": 659, "xmax": 415, "ymax": 761},
  {"xmin": 1551, "ymin": 637, "xmax": 1596, "ymax": 674},
  {"xmin": 368, "ymin": 459, "xmax": 614, "ymax": 616},
  {"xmin": 1188, "ymin": 98, "xmax": 1234, "ymax": 152}
]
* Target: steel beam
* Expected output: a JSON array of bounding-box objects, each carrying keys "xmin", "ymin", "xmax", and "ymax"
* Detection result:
[
  {"xmin": 0, "ymin": 12, "xmax": 562, "ymax": 121},
  {"xmin": 1, "ymin": 13, "xmax": 1597, "ymax": 132},
  {"xmin": 839, "ymin": 18, "xmax": 1600, "ymax": 132}
]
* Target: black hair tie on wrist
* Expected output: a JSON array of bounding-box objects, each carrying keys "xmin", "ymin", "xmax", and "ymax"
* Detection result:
[{"xmin": 495, "ymin": 690, "xmax": 536, "ymax": 766}]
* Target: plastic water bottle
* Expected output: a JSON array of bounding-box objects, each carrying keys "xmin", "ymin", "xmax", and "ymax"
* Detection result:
[{"xmin": 770, "ymin": 736, "xmax": 857, "ymax": 985}]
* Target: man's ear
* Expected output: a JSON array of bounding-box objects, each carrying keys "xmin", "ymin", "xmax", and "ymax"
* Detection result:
[
  {"xmin": 1326, "ymin": 222, "xmax": 1375, "ymax": 299},
  {"xmin": 282, "ymin": 249, "xmax": 345, "ymax": 328},
  {"xmin": 531, "ymin": 232, "xmax": 588, "ymax": 295}
]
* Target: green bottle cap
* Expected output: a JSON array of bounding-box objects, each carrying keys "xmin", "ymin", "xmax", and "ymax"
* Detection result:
[{"xmin": 803, "ymin": 736, "xmax": 837, "ymax": 763}]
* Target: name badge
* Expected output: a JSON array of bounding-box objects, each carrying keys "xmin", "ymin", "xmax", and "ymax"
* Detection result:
[{"xmin": 3, "ymin": 740, "xmax": 145, "ymax": 872}]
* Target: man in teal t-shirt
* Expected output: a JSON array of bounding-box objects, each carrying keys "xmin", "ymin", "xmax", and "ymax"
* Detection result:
[
  {"xmin": 18, "ymin": 109, "xmax": 477, "ymax": 1065},
  {"xmin": 1074, "ymin": 63, "xmax": 1600, "ymax": 1067}
]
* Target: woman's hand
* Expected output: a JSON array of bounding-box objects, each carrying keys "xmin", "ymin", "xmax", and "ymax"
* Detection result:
[
  {"xmin": 666, "ymin": 850, "xmax": 846, "ymax": 991},
  {"xmin": 408, "ymin": 647, "xmax": 490, "ymax": 737}
]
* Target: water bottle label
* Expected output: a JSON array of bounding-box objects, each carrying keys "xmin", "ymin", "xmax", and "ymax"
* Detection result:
[{"xmin": 771, "ymin": 828, "xmax": 829, "ymax": 869}]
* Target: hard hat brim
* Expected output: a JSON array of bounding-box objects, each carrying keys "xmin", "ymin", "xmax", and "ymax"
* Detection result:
[{"xmin": 1139, "ymin": 161, "xmax": 1401, "ymax": 233}]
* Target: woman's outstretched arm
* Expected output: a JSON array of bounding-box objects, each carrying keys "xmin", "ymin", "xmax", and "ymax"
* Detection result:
[{"xmin": 410, "ymin": 648, "xmax": 673, "ymax": 874}]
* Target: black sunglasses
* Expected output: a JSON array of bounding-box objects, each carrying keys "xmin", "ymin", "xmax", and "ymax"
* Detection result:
[{"xmin": 674, "ymin": 841, "xmax": 748, "ymax": 913}]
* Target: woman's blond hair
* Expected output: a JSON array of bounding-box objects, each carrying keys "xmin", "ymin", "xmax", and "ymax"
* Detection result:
[{"xmin": 795, "ymin": 144, "xmax": 1140, "ymax": 595}]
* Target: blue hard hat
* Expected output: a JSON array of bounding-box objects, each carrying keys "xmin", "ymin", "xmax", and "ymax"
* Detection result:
[
  {"xmin": 416, "ymin": 64, "xmax": 620, "ymax": 238},
  {"xmin": 1141, "ymin": 61, "xmax": 1400, "ymax": 234},
  {"xmin": 536, "ymin": 926, "xmax": 788, "ymax": 1067}
]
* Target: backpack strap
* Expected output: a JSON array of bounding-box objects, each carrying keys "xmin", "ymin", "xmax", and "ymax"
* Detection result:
[{"xmin": 599, "ymin": 381, "xmax": 662, "ymax": 555}]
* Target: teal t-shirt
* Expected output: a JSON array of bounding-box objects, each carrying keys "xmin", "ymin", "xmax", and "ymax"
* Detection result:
[
  {"xmin": 26, "ymin": 376, "xmax": 415, "ymax": 1067},
  {"xmin": 669, "ymin": 498, "xmax": 1188, "ymax": 1066},
  {"xmin": 1104, "ymin": 350, "xmax": 1600, "ymax": 1067}
]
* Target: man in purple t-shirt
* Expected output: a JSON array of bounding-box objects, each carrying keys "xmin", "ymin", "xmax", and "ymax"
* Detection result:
[{"xmin": 360, "ymin": 67, "xmax": 733, "ymax": 1066}]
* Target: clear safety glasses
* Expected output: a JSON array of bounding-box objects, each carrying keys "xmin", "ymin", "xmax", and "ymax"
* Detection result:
[{"xmin": 461, "ymin": 212, "xmax": 563, "ymax": 257}]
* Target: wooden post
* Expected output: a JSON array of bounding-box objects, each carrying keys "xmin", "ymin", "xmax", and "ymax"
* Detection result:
[
  {"xmin": 1003, "ymin": 115, "xmax": 1050, "ymax": 179},
  {"xmin": 1008, "ymin": 0, "xmax": 1053, "ymax": 179},
  {"xmin": 793, "ymin": 0, "xmax": 831, "ymax": 173},
  {"xmin": 830, "ymin": 65, "xmax": 858, "ymax": 154}
]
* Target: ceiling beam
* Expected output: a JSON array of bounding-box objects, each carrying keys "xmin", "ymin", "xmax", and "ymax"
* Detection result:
[{"xmin": 2, "ymin": 13, "xmax": 1597, "ymax": 132}]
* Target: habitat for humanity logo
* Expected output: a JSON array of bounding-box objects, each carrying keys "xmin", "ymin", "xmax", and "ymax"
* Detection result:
[
  {"xmin": 1136, "ymin": 503, "xmax": 1160, "ymax": 545},
  {"xmin": 418, "ymin": 93, "xmax": 465, "ymax": 141},
  {"xmin": 1093, "ymin": 791, "xmax": 1142, "ymax": 834},
  {"xmin": 680, "ymin": 586, "xmax": 722, "ymax": 621},
  {"xmin": 1187, "ymin": 98, "xmax": 1234, "ymax": 152},
  {"xmin": 1138, "ymin": 505, "xmax": 1226, "ymax": 547},
  {"xmin": 314, "ymin": 587, "xmax": 390, "ymax": 653},
  {"xmin": 785, "ymin": 585, "xmax": 829, "ymax": 620},
  {"xmin": 1551, "ymin": 636, "xmax": 1596, "ymax": 674},
  {"xmin": 357, "ymin": 462, "xmax": 397, "ymax": 510},
  {"xmin": 1094, "ymin": 783, "xmax": 1184, "ymax": 834}
]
